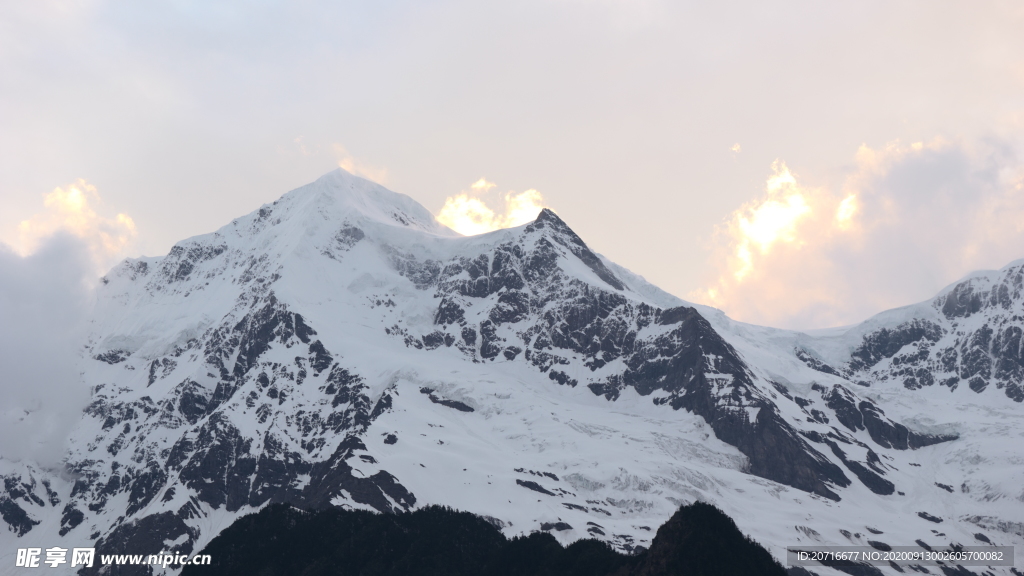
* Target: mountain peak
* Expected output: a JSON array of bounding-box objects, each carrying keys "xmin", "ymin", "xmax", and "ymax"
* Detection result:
[
  {"xmin": 525, "ymin": 207, "xmax": 625, "ymax": 291},
  {"xmin": 534, "ymin": 207, "xmax": 560, "ymax": 222},
  {"xmin": 527, "ymin": 207, "xmax": 569, "ymax": 233},
  {"xmin": 271, "ymin": 168, "xmax": 454, "ymax": 236}
]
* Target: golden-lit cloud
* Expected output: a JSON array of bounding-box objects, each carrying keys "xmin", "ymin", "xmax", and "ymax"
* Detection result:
[
  {"xmin": 731, "ymin": 143, "xmax": 741, "ymax": 153},
  {"xmin": 835, "ymin": 194, "xmax": 858, "ymax": 228},
  {"xmin": 10, "ymin": 179, "xmax": 136, "ymax": 273},
  {"xmin": 471, "ymin": 178, "xmax": 497, "ymax": 192},
  {"xmin": 690, "ymin": 139, "xmax": 1024, "ymax": 329},
  {"xmin": 436, "ymin": 195, "xmax": 502, "ymax": 236},
  {"xmin": 333, "ymin": 144, "xmax": 389, "ymax": 184},
  {"xmin": 436, "ymin": 179, "xmax": 548, "ymax": 236},
  {"xmin": 293, "ymin": 136, "xmax": 314, "ymax": 156},
  {"xmin": 731, "ymin": 161, "xmax": 812, "ymax": 280}
]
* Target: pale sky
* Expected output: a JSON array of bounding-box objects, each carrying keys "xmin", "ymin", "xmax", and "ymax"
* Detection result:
[{"xmin": 4, "ymin": 0, "xmax": 1024, "ymax": 330}]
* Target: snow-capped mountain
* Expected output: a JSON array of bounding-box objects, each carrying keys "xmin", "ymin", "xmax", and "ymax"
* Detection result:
[{"xmin": 2, "ymin": 169, "xmax": 1022, "ymax": 575}]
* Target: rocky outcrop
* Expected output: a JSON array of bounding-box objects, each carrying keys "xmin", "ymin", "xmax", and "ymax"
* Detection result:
[
  {"xmin": 845, "ymin": 263, "xmax": 1024, "ymax": 402},
  {"xmin": 823, "ymin": 385, "xmax": 956, "ymax": 450}
]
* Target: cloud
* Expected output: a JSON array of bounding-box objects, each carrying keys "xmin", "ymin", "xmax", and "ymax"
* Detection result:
[
  {"xmin": 334, "ymin": 144, "xmax": 389, "ymax": 184},
  {"xmin": 729, "ymin": 161, "xmax": 813, "ymax": 281},
  {"xmin": 12, "ymin": 179, "xmax": 137, "ymax": 274},
  {"xmin": 691, "ymin": 138, "xmax": 1024, "ymax": 329},
  {"xmin": 0, "ymin": 234, "xmax": 93, "ymax": 467},
  {"xmin": 435, "ymin": 179, "xmax": 548, "ymax": 236},
  {"xmin": 471, "ymin": 178, "xmax": 497, "ymax": 193},
  {"xmin": 0, "ymin": 180, "xmax": 135, "ymax": 466}
]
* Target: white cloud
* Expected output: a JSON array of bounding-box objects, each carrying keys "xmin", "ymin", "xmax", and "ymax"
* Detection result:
[
  {"xmin": 436, "ymin": 179, "xmax": 548, "ymax": 236},
  {"xmin": 10, "ymin": 179, "xmax": 137, "ymax": 274},
  {"xmin": 471, "ymin": 178, "xmax": 496, "ymax": 192},
  {"xmin": 692, "ymin": 138, "xmax": 1024, "ymax": 329}
]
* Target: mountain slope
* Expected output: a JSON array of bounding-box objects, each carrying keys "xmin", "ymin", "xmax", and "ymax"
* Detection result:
[{"xmin": 1, "ymin": 169, "xmax": 1021, "ymax": 575}]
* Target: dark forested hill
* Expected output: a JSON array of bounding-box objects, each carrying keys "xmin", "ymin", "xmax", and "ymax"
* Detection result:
[{"xmin": 181, "ymin": 501, "xmax": 786, "ymax": 576}]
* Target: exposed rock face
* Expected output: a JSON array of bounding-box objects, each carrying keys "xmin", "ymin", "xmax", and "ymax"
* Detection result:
[
  {"xmin": 838, "ymin": 263, "xmax": 1024, "ymax": 402},
  {"xmin": 0, "ymin": 477, "xmax": 45, "ymax": 537},
  {"xmin": 822, "ymin": 384, "xmax": 955, "ymax": 450},
  {"xmin": 594, "ymin": 306, "xmax": 849, "ymax": 500},
  {"xmin": 387, "ymin": 209, "xmax": 865, "ymax": 500},
  {"xmin": 64, "ymin": 286, "xmax": 417, "ymax": 570}
]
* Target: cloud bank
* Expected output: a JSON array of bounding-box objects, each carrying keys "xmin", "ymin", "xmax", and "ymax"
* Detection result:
[
  {"xmin": 436, "ymin": 179, "xmax": 548, "ymax": 236},
  {"xmin": 0, "ymin": 235, "xmax": 93, "ymax": 467},
  {"xmin": 0, "ymin": 181, "xmax": 136, "ymax": 466},
  {"xmin": 692, "ymin": 139, "xmax": 1024, "ymax": 329}
]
